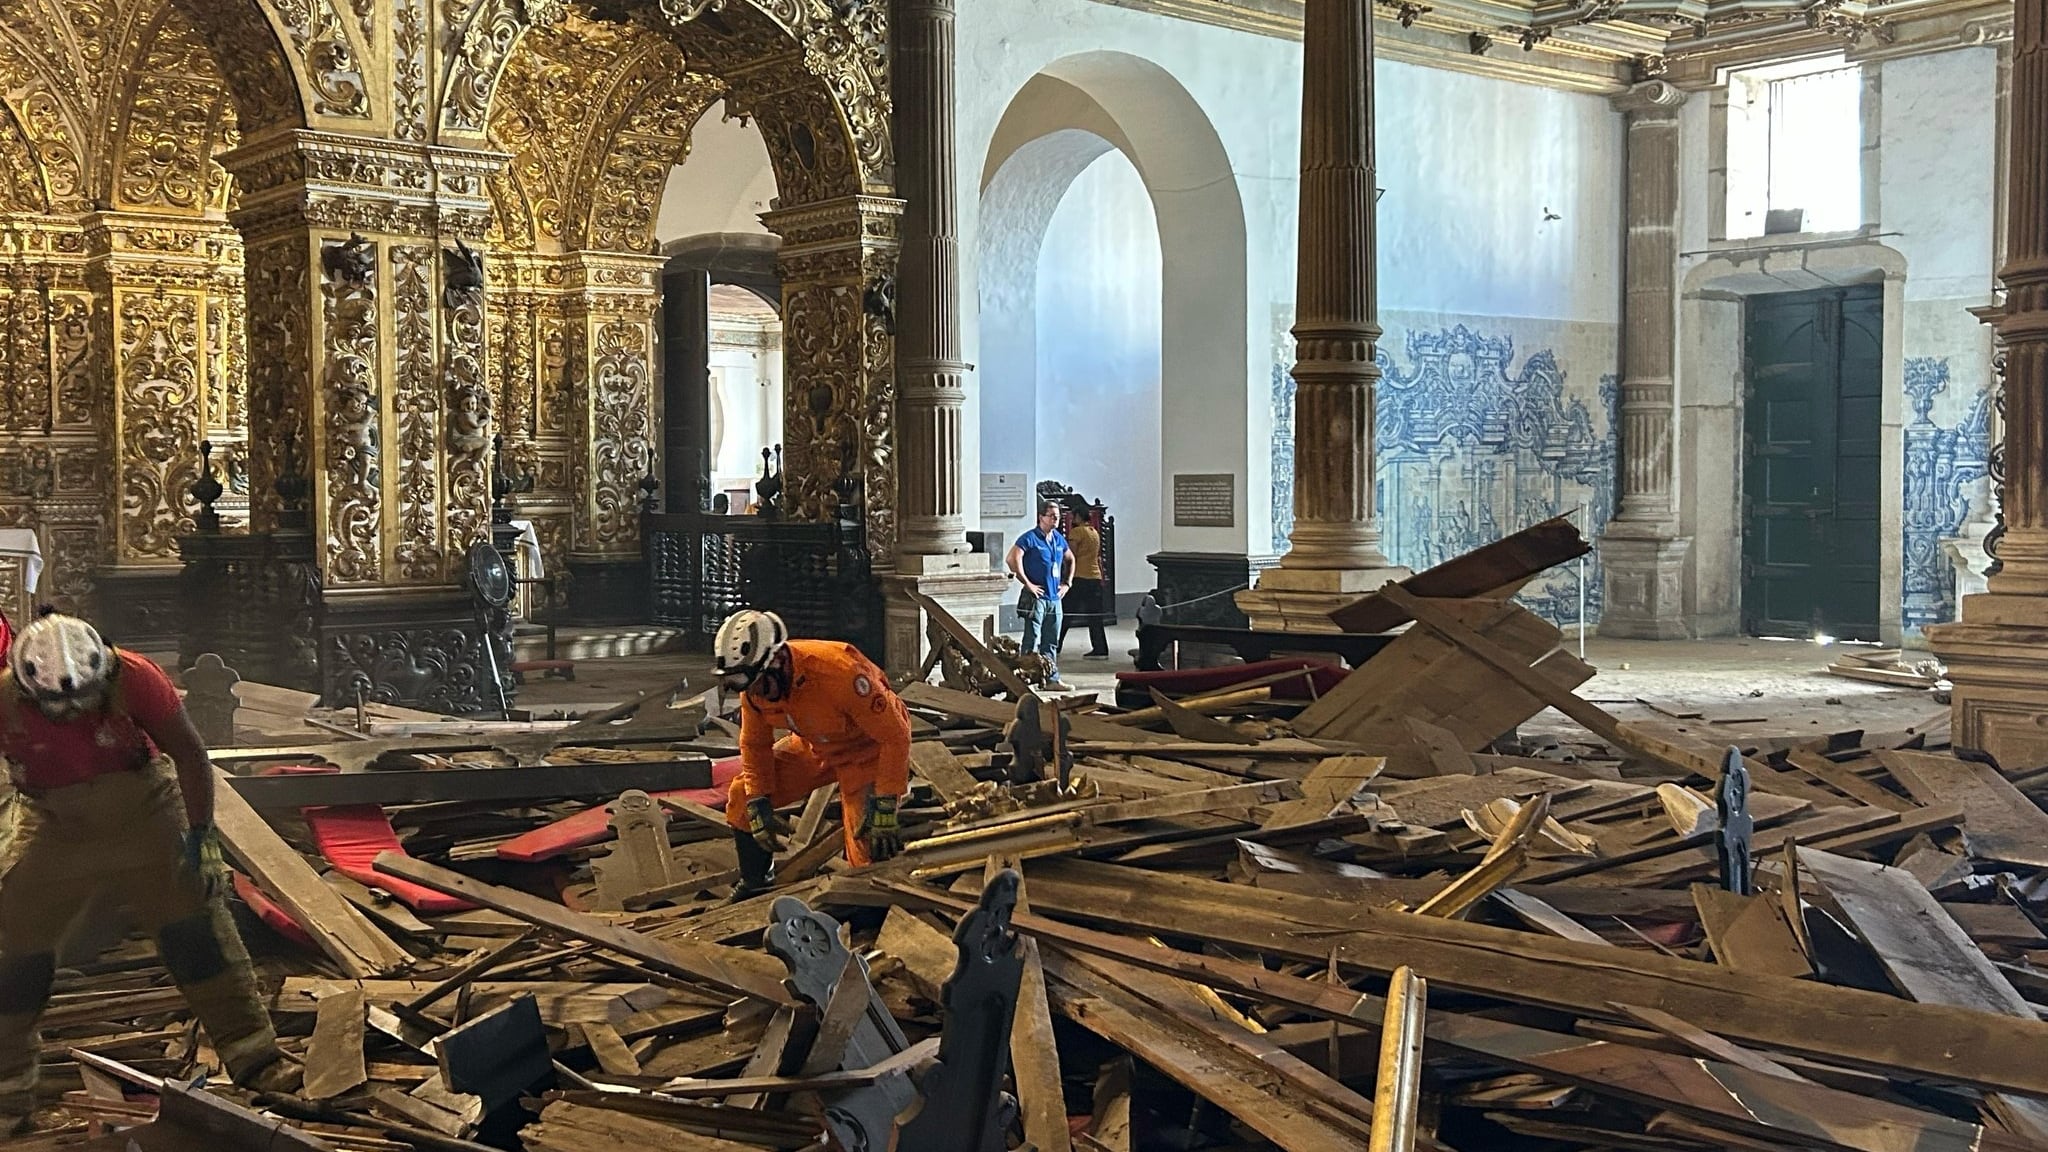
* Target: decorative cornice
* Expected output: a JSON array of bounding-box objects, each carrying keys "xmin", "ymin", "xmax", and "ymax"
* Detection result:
[{"xmin": 1087, "ymin": 0, "xmax": 2014, "ymax": 94}]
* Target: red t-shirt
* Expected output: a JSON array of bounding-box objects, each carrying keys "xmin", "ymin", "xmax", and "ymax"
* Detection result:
[
  {"xmin": 0, "ymin": 649, "xmax": 185, "ymax": 791},
  {"xmin": 0, "ymin": 612, "xmax": 11, "ymax": 660}
]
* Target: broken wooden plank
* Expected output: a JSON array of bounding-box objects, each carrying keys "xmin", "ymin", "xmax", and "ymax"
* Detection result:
[
  {"xmin": 213, "ymin": 767, "xmax": 408, "ymax": 978},
  {"xmin": 1261, "ymin": 755, "xmax": 1384, "ymax": 829},
  {"xmin": 304, "ymin": 987, "xmax": 367, "ymax": 1100},
  {"xmin": 927, "ymin": 860, "xmax": 2048, "ymax": 1098},
  {"xmin": 372, "ymin": 852, "xmax": 793, "ymax": 1006},
  {"xmin": 909, "ymin": 741, "xmax": 983, "ymax": 803},
  {"xmin": 1692, "ymin": 886, "xmax": 1813, "ymax": 979},
  {"xmin": 1043, "ymin": 960, "xmax": 1371, "ymax": 1151},
  {"xmin": 1328, "ymin": 515, "xmax": 1589, "ymax": 633},
  {"xmin": 1799, "ymin": 848, "xmax": 2048, "ymax": 1144},
  {"xmin": 876, "ymin": 877, "xmax": 2033, "ymax": 1152},
  {"xmin": 1878, "ymin": 750, "xmax": 2048, "ymax": 869},
  {"xmin": 1082, "ymin": 780, "xmax": 1295, "ymax": 825}
]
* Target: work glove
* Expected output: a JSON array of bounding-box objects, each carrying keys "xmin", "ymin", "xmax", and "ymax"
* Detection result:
[
  {"xmin": 182, "ymin": 823, "xmax": 226, "ymax": 899},
  {"xmin": 860, "ymin": 792, "xmax": 903, "ymax": 862},
  {"xmin": 745, "ymin": 796, "xmax": 793, "ymax": 853}
]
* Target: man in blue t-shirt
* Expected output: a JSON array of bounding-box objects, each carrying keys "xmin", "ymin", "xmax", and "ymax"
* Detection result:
[{"xmin": 1006, "ymin": 500, "xmax": 1075, "ymax": 688}]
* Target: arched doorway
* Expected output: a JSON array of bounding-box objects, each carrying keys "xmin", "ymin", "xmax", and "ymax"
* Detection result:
[
  {"xmin": 658, "ymin": 231, "xmax": 784, "ymax": 514},
  {"xmin": 976, "ymin": 53, "xmax": 1250, "ymax": 624}
]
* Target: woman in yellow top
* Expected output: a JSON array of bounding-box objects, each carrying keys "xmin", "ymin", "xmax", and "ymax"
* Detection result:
[{"xmin": 1061, "ymin": 510, "xmax": 1111, "ymax": 660}]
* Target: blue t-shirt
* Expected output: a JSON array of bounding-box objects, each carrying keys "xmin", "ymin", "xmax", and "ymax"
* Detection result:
[{"xmin": 1013, "ymin": 528, "xmax": 1069, "ymax": 598}]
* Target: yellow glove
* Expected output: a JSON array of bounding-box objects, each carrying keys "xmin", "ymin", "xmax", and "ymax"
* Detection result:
[
  {"xmin": 745, "ymin": 796, "xmax": 793, "ymax": 852},
  {"xmin": 861, "ymin": 792, "xmax": 902, "ymax": 862}
]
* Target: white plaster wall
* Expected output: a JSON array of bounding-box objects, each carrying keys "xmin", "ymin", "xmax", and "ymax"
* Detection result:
[
  {"xmin": 1030, "ymin": 152, "xmax": 1164, "ymax": 586},
  {"xmin": 1376, "ymin": 61, "xmax": 1623, "ymax": 325},
  {"xmin": 957, "ymin": 0, "xmax": 1303, "ymax": 563},
  {"xmin": 655, "ymin": 101, "xmax": 778, "ymax": 243}
]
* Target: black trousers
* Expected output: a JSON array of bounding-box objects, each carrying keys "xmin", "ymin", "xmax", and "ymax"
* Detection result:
[{"xmin": 1059, "ymin": 578, "xmax": 1110, "ymax": 656}]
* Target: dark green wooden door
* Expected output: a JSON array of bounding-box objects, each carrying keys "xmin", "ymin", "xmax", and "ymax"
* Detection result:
[{"xmin": 1742, "ymin": 286, "xmax": 1882, "ymax": 640}]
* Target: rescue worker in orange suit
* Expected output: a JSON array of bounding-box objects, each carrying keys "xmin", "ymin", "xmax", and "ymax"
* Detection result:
[
  {"xmin": 0, "ymin": 611, "xmax": 298, "ymax": 1133},
  {"xmin": 715, "ymin": 610, "xmax": 909, "ymax": 898}
]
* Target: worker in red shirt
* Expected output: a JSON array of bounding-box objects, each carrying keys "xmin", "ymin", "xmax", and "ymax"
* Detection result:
[
  {"xmin": 0, "ymin": 612, "xmax": 296, "ymax": 1133},
  {"xmin": 715, "ymin": 610, "xmax": 910, "ymax": 898}
]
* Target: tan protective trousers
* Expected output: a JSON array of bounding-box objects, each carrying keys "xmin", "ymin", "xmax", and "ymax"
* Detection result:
[{"xmin": 0, "ymin": 764, "xmax": 280, "ymax": 1096}]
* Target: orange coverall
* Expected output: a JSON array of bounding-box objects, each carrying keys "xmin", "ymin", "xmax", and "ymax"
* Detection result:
[{"xmin": 724, "ymin": 639, "xmax": 911, "ymax": 866}]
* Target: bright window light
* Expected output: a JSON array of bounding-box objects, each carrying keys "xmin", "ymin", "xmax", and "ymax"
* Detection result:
[{"xmin": 1766, "ymin": 65, "xmax": 1862, "ymax": 233}]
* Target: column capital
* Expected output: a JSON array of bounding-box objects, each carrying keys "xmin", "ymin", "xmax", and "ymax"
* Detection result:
[
  {"xmin": 1611, "ymin": 79, "xmax": 1685, "ymax": 117},
  {"xmin": 218, "ymin": 129, "xmax": 509, "ymax": 243}
]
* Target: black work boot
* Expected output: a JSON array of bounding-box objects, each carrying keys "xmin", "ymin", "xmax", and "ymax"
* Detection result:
[{"xmin": 729, "ymin": 828, "xmax": 777, "ymax": 903}]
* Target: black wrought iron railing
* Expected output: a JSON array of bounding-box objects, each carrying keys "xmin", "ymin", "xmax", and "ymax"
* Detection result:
[{"xmin": 645, "ymin": 510, "xmax": 884, "ymax": 660}]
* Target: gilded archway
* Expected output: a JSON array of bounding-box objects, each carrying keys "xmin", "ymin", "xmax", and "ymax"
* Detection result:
[
  {"xmin": 579, "ymin": 0, "xmax": 900, "ymax": 556},
  {"xmin": 486, "ymin": 8, "xmax": 725, "ymax": 597}
]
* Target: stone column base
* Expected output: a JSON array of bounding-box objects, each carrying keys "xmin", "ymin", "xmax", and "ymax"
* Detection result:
[
  {"xmin": 883, "ymin": 555, "xmax": 1009, "ymax": 678},
  {"xmin": 1235, "ymin": 564, "xmax": 1412, "ymax": 634},
  {"xmin": 1927, "ymin": 592, "xmax": 2048, "ymax": 767},
  {"xmin": 1598, "ymin": 532, "xmax": 1692, "ymax": 639}
]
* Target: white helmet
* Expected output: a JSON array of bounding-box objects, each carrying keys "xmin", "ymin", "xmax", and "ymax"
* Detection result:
[
  {"xmin": 713, "ymin": 609, "xmax": 788, "ymax": 691},
  {"xmin": 9, "ymin": 611, "xmax": 114, "ymax": 720}
]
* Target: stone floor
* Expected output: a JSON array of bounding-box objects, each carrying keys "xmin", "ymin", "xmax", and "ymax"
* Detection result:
[{"xmin": 514, "ymin": 623, "xmax": 1950, "ymax": 748}]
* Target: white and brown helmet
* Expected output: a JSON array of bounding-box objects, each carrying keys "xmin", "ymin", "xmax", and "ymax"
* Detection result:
[
  {"xmin": 8, "ymin": 609, "xmax": 114, "ymax": 720},
  {"xmin": 712, "ymin": 609, "xmax": 788, "ymax": 693}
]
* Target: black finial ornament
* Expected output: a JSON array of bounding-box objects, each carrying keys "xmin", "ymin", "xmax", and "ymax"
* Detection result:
[
  {"xmin": 756, "ymin": 444, "xmax": 783, "ymax": 520},
  {"xmin": 192, "ymin": 439, "xmax": 223, "ymax": 532},
  {"xmin": 833, "ymin": 444, "xmax": 860, "ymax": 525}
]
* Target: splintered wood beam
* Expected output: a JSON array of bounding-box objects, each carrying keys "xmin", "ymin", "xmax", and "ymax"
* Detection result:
[
  {"xmin": 1328, "ymin": 515, "xmax": 1589, "ymax": 633},
  {"xmin": 894, "ymin": 859, "xmax": 2048, "ymax": 1099},
  {"xmin": 372, "ymin": 852, "xmax": 793, "ymax": 1006},
  {"xmin": 866, "ymin": 877, "xmax": 2039, "ymax": 1152},
  {"xmin": 213, "ymin": 768, "xmax": 409, "ymax": 979},
  {"xmin": 904, "ymin": 585, "xmax": 1033, "ymax": 699}
]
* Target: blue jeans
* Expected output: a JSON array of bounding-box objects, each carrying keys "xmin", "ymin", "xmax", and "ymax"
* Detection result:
[{"xmin": 1020, "ymin": 592, "xmax": 1063, "ymax": 679}]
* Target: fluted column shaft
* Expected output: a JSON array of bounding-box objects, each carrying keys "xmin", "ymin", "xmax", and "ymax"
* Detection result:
[
  {"xmin": 1989, "ymin": 1, "xmax": 2048, "ymax": 595},
  {"xmin": 892, "ymin": 0, "xmax": 970, "ymax": 559},
  {"xmin": 1279, "ymin": 0, "xmax": 1392, "ymax": 571},
  {"xmin": 1612, "ymin": 81, "xmax": 1686, "ymax": 529}
]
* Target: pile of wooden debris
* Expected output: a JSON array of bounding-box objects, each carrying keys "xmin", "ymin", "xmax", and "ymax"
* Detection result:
[{"xmin": 16, "ymin": 521, "xmax": 2048, "ymax": 1152}]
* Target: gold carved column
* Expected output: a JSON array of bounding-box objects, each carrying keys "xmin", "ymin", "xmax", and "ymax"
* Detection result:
[
  {"xmin": 1237, "ymin": 0, "xmax": 1409, "ymax": 633},
  {"xmin": 1929, "ymin": 1, "xmax": 2048, "ymax": 767},
  {"xmin": 559, "ymin": 250, "xmax": 662, "ymax": 624},
  {"xmin": 762, "ymin": 195, "xmax": 903, "ymax": 560},
  {"xmin": 219, "ymin": 131, "xmax": 505, "ymax": 589},
  {"xmin": 85, "ymin": 214, "xmax": 246, "ymax": 637},
  {"xmin": 492, "ymin": 253, "xmax": 576, "ymax": 610},
  {"xmin": 0, "ymin": 219, "xmax": 95, "ymax": 617}
]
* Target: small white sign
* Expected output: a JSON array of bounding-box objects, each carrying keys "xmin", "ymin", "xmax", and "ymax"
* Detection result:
[{"xmin": 981, "ymin": 472, "xmax": 1029, "ymax": 519}]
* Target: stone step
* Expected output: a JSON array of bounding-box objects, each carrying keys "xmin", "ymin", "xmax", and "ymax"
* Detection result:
[{"xmin": 513, "ymin": 625, "xmax": 686, "ymax": 663}]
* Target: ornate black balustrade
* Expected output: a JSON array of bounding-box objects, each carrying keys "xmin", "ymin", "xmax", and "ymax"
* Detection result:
[{"xmin": 644, "ymin": 446, "xmax": 885, "ymax": 660}]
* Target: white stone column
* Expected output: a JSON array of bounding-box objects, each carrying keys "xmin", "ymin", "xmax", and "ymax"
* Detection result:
[
  {"xmin": 1237, "ymin": 0, "xmax": 1409, "ymax": 633},
  {"xmin": 883, "ymin": 0, "xmax": 1005, "ymax": 671},
  {"xmin": 1599, "ymin": 80, "xmax": 1693, "ymax": 639}
]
